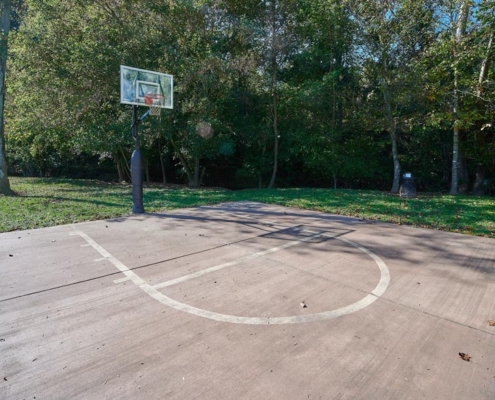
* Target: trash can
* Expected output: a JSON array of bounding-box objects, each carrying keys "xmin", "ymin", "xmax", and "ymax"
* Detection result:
[{"xmin": 400, "ymin": 173, "xmax": 416, "ymax": 198}]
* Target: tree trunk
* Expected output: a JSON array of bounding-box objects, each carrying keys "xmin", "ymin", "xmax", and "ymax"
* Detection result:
[
  {"xmin": 450, "ymin": 121, "xmax": 459, "ymax": 195},
  {"xmin": 200, "ymin": 166, "xmax": 205, "ymax": 186},
  {"xmin": 119, "ymin": 147, "xmax": 131, "ymax": 181},
  {"xmin": 158, "ymin": 141, "xmax": 167, "ymax": 184},
  {"xmin": 267, "ymin": 89, "xmax": 279, "ymax": 189},
  {"xmin": 193, "ymin": 157, "xmax": 200, "ymax": 187},
  {"xmin": 116, "ymin": 155, "xmax": 125, "ymax": 182},
  {"xmin": 378, "ymin": 24, "xmax": 401, "ymax": 194},
  {"xmin": 471, "ymin": 165, "xmax": 485, "ymax": 195},
  {"xmin": 171, "ymin": 138, "xmax": 200, "ymax": 187},
  {"xmin": 0, "ymin": 0, "xmax": 12, "ymax": 195},
  {"xmin": 175, "ymin": 148, "xmax": 195, "ymax": 187},
  {"xmin": 258, "ymin": 140, "xmax": 266, "ymax": 189},
  {"xmin": 159, "ymin": 153, "xmax": 167, "ymax": 184},
  {"xmin": 467, "ymin": 26, "xmax": 494, "ymax": 193},
  {"xmin": 477, "ymin": 30, "xmax": 493, "ymax": 98},
  {"xmin": 382, "ymin": 67, "xmax": 400, "ymax": 193},
  {"xmin": 390, "ymin": 119, "xmax": 401, "ymax": 193},
  {"xmin": 267, "ymin": 1, "xmax": 279, "ymax": 189},
  {"xmin": 450, "ymin": 0, "xmax": 470, "ymax": 195}
]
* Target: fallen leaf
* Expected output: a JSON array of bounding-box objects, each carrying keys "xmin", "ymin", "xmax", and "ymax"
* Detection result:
[
  {"xmin": 459, "ymin": 352, "xmax": 471, "ymax": 362},
  {"xmin": 488, "ymin": 320, "xmax": 495, "ymax": 326}
]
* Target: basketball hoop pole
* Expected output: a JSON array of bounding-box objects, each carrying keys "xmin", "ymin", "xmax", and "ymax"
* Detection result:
[
  {"xmin": 120, "ymin": 66, "xmax": 172, "ymax": 213},
  {"xmin": 131, "ymin": 105, "xmax": 147, "ymax": 214}
]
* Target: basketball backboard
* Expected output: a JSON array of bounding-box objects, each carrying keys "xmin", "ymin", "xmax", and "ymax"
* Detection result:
[{"xmin": 120, "ymin": 65, "xmax": 173, "ymax": 109}]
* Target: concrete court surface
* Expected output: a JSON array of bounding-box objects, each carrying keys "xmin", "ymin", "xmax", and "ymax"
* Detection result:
[{"xmin": 1, "ymin": 201, "xmax": 495, "ymax": 400}]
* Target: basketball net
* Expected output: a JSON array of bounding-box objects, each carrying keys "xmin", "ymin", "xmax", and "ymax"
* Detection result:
[{"xmin": 144, "ymin": 94, "xmax": 164, "ymax": 118}]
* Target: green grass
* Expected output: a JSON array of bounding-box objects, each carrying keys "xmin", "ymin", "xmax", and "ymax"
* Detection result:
[{"xmin": 1, "ymin": 177, "xmax": 494, "ymax": 238}]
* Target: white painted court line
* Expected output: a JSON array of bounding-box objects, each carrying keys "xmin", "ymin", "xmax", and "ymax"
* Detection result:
[
  {"xmin": 152, "ymin": 231, "xmax": 326, "ymax": 290},
  {"xmin": 71, "ymin": 228, "xmax": 145, "ymax": 285},
  {"xmin": 71, "ymin": 226, "xmax": 390, "ymax": 325},
  {"xmin": 303, "ymin": 229, "xmax": 390, "ymax": 297},
  {"xmin": 113, "ymin": 276, "xmax": 132, "ymax": 284}
]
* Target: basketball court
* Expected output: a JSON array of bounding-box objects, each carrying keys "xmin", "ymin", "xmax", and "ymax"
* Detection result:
[{"xmin": 1, "ymin": 202, "xmax": 495, "ymax": 399}]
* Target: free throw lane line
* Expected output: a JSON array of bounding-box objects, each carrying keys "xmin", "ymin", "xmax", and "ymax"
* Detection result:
[
  {"xmin": 152, "ymin": 231, "xmax": 326, "ymax": 290},
  {"xmin": 71, "ymin": 227, "xmax": 390, "ymax": 325}
]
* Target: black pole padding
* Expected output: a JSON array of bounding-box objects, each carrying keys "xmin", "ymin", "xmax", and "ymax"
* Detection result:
[
  {"xmin": 132, "ymin": 105, "xmax": 139, "ymax": 149},
  {"xmin": 131, "ymin": 105, "xmax": 145, "ymax": 213},
  {"xmin": 131, "ymin": 149, "xmax": 145, "ymax": 213}
]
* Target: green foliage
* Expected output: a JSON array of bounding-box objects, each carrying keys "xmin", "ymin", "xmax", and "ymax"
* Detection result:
[{"xmin": 2, "ymin": 0, "xmax": 495, "ymax": 192}]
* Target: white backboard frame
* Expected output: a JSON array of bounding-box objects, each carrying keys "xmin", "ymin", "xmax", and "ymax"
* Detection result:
[{"xmin": 120, "ymin": 65, "xmax": 173, "ymax": 109}]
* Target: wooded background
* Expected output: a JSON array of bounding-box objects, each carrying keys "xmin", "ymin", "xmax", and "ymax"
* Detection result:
[{"xmin": 3, "ymin": 0, "xmax": 495, "ymax": 194}]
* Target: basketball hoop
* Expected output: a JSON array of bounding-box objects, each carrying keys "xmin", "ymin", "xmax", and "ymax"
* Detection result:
[{"xmin": 144, "ymin": 93, "xmax": 165, "ymax": 116}]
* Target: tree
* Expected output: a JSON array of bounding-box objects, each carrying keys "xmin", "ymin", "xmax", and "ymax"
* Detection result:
[
  {"xmin": 262, "ymin": 1, "xmax": 297, "ymax": 188},
  {"xmin": 449, "ymin": 0, "xmax": 470, "ymax": 195},
  {"xmin": 284, "ymin": 0, "xmax": 360, "ymax": 188},
  {"xmin": 350, "ymin": 0, "xmax": 437, "ymax": 193},
  {"xmin": 4, "ymin": 0, "xmax": 494, "ymax": 192},
  {"xmin": 423, "ymin": 0, "xmax": 493, "ymax": 194},
  {"xmin": 7, "ymin": 0, "xmax": 157, "ymax": 179},
  {"xmin": 154, "ymin": 0, "xmax": 239, "ymax": 187},
  {"xmin": 226, "ymin": 0, "xmax": 298, "ymax": 188},
  {"xmin": 471, "ymin": 0, "xmax": 494, "ymax": 195},
  {"xmin": 0, "ymin": 0, "xmax": 13, "ymax": 194}
]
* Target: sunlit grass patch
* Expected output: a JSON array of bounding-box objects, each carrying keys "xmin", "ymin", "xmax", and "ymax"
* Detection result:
[{"xmin": 1, "ymin": 178, "xmax": 494, "ymax": 238}]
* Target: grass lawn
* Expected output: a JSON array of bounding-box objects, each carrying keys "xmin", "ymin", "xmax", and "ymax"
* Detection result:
[{"xmin": 1, "ymin": 177, "xmax": 494, "ymax": 238}]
